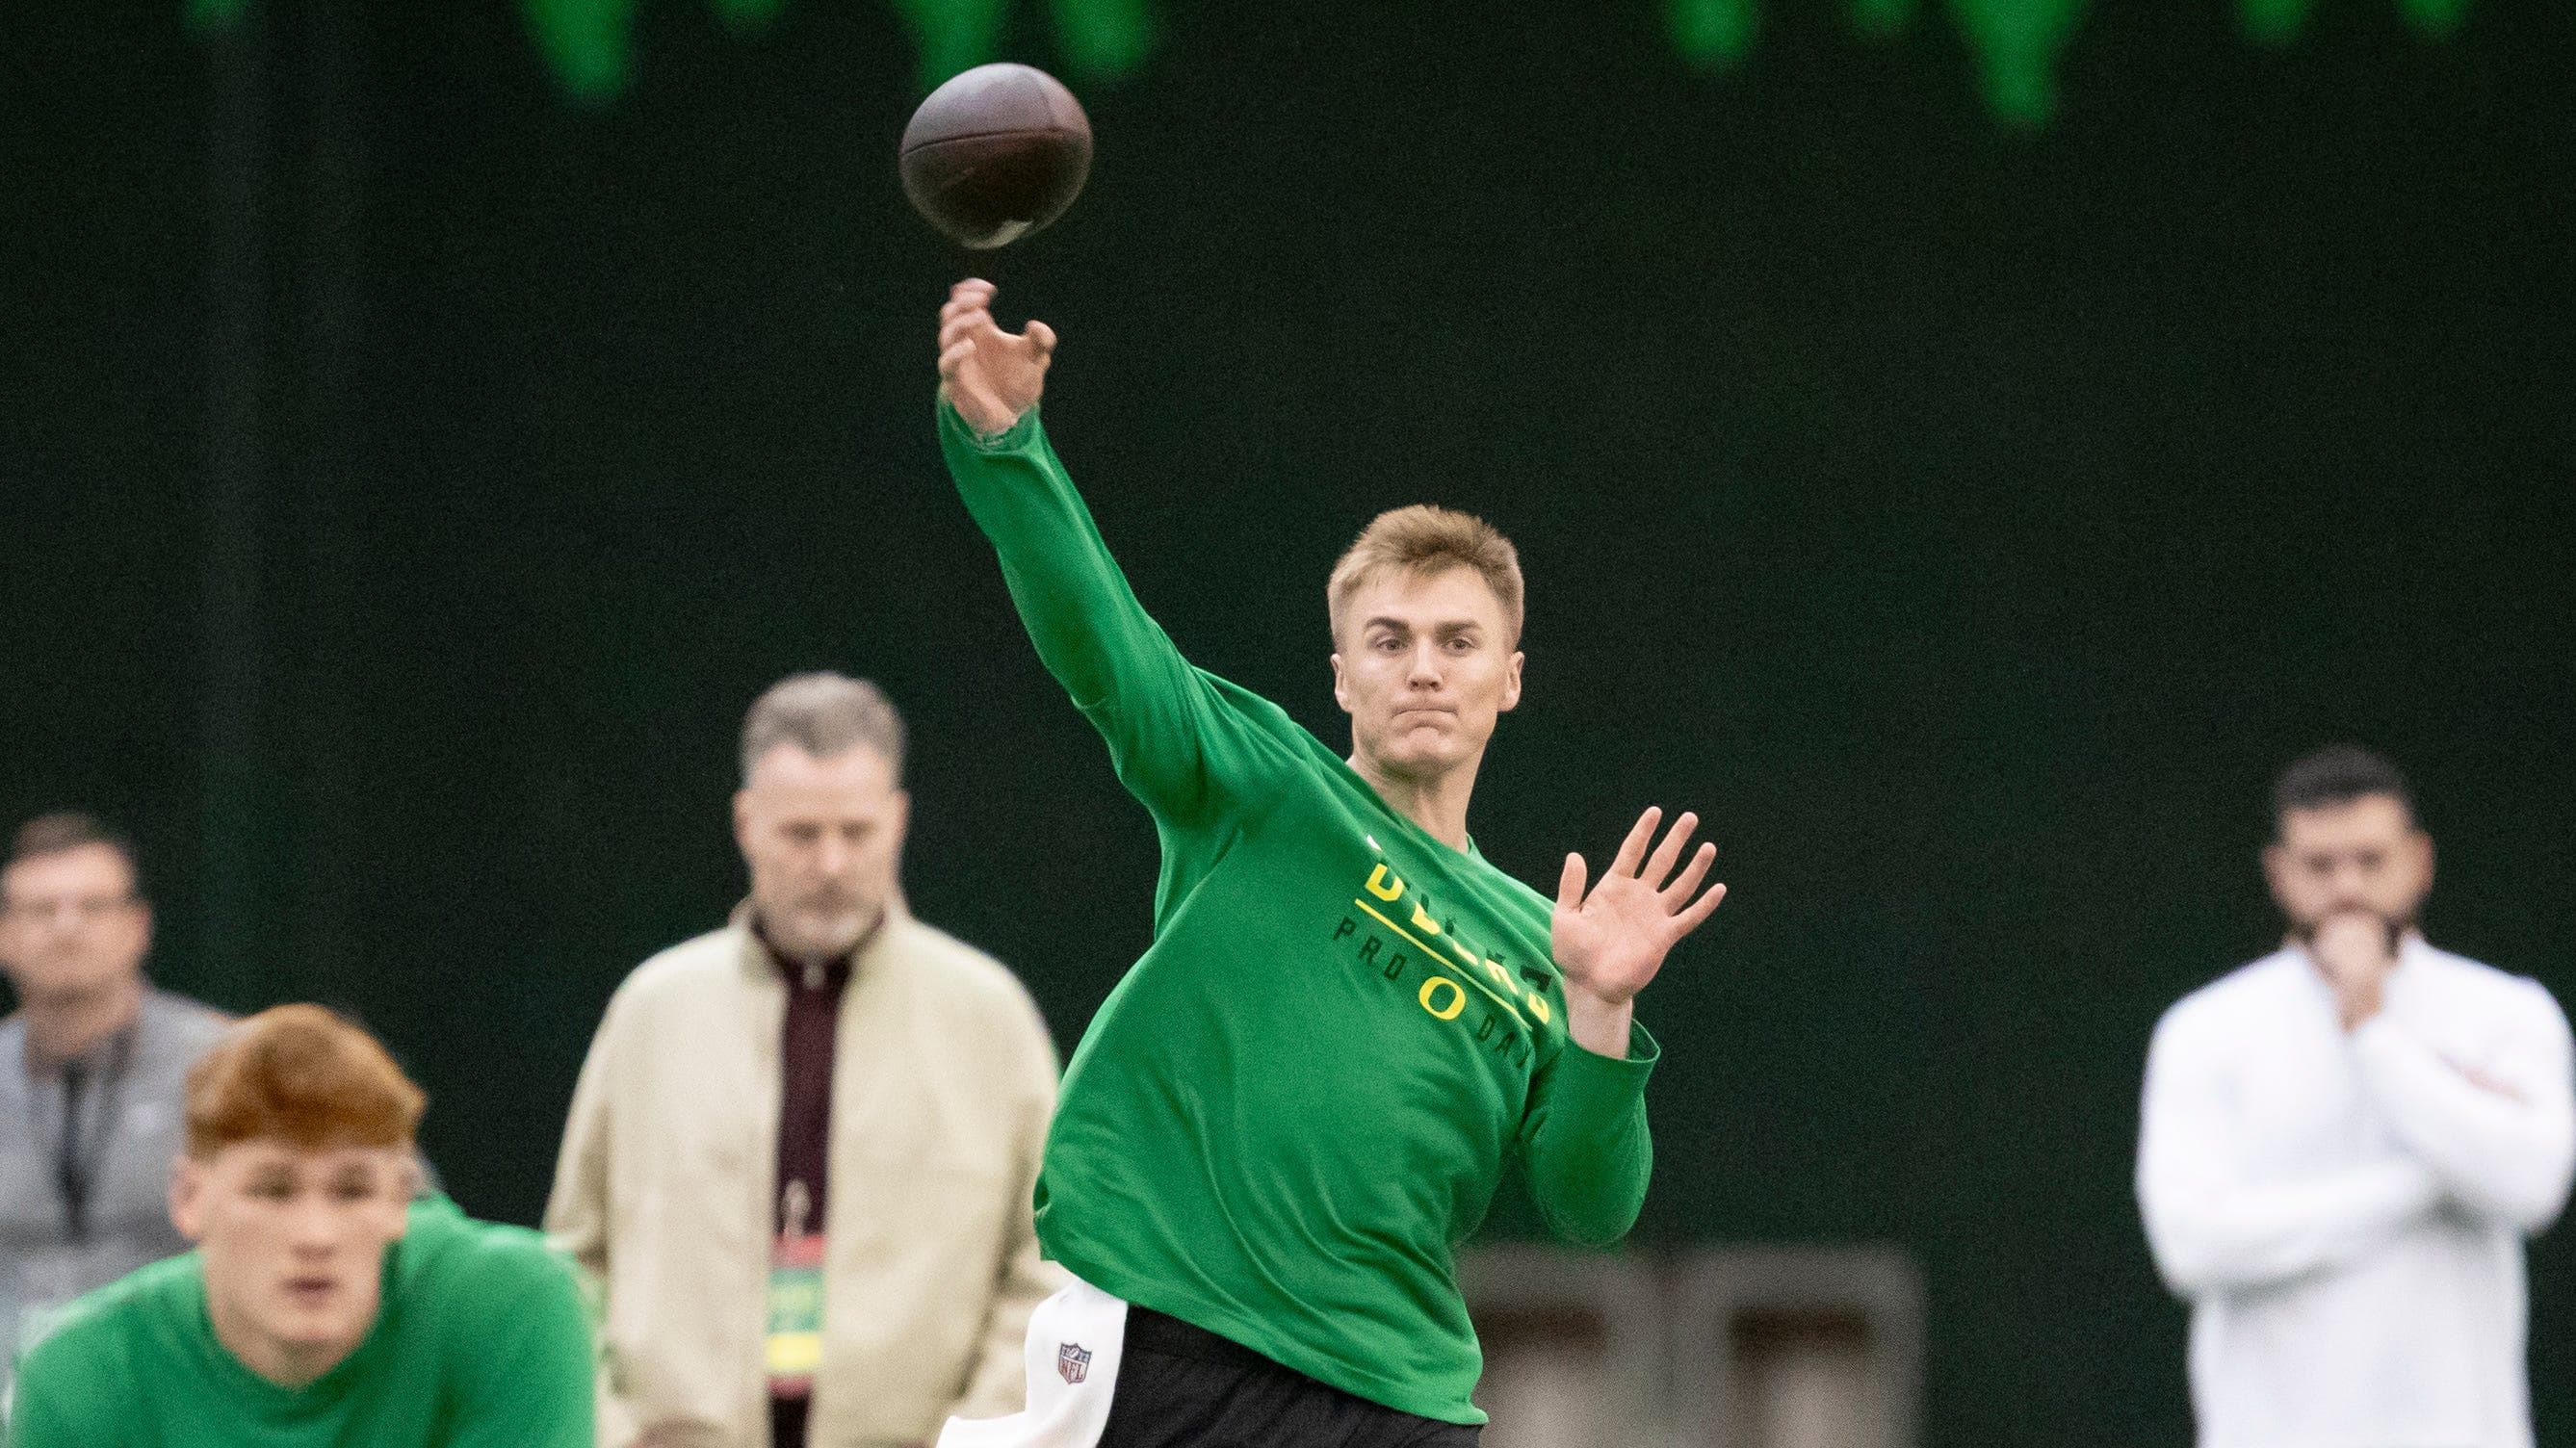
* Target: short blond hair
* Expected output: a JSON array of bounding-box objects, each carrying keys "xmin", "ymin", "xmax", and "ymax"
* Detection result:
[{"xmin": 1326, "ymin": 505, "xmax": 1524, "ymax": 646}]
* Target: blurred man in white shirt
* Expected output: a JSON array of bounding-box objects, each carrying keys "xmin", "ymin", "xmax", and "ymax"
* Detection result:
[{"xmin": 2138, "ymin": 745, "xmax": 2575, "ymax": 1448}]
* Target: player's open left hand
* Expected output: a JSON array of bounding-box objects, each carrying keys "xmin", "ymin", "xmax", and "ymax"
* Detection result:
[
  {"xmin": 1552, "ymin": 807, "xmax": 1726, "ymax": 1008},
  {"xmin": 939, "ymin": 277, "xmax": 1054, "ymax": 436}
]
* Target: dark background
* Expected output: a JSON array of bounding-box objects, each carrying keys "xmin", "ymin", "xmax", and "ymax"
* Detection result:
[{"xmin": 5, "ymin": 1, "xmax": 2571, "ymax": 1441}]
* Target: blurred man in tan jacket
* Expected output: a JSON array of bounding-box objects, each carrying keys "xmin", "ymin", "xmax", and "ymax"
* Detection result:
[{"xmin": 547, "ymin": 674, "xmax": 1062, "ymax": 1448}]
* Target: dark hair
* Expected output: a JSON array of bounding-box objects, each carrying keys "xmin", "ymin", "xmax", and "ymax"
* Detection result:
[
  {"xmin": 7, "ymin": 812, "xmax": 143, "ymax": 893},
  {"xmin": 2273, "ymin": 745, "xmax": 2415, "ymax": 829}
]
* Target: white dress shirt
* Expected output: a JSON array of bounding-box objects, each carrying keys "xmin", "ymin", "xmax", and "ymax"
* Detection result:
[{"xmin": 2138, "ymin": 937, "xmax": 2575, "ymax": 1448}]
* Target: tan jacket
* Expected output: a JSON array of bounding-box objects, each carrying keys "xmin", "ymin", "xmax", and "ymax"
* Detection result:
[{"xmin": 545, "ymin": 903, "xmax": 1063, "ymax": 1447}]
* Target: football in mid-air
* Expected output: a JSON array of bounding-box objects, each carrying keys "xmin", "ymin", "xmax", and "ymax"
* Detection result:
[{"xmin": 899, "ymin": 64, "xmax": 1092, "ymax": 249}]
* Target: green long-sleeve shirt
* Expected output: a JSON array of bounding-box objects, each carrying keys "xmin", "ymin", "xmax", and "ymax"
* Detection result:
[
  {"xmin": 4, "ymin": 1198, "xmax": 592, "ymax": 1448},
  {"xmin": 941, "ymin": 401, "xmax": 1657, "ymax": 1424}
]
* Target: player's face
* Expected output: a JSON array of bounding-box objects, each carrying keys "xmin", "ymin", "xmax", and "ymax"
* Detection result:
[
  {"xmin": 0, "ymin": 843, "xmax": 152, "ymax": 1008},
  {"xmin": 171, "ymin": 1141, "xmax": 414, "ymax": 1387},
  {"xmin": 1331, "ymin": 566, "xmax": 1524, "ymax": 783},
  {"xmin": 2263, "ymin": 792, "xmax": 2434, "ymax": 935},
  {"xmin": 735, "ymin": 743, "xmax": 910, "ymax": 964}
]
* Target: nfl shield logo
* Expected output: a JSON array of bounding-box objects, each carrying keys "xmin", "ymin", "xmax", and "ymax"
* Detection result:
[{"xmin": 1057, "ymin": 1341, "xmax": 1093, "ymax": 1384}]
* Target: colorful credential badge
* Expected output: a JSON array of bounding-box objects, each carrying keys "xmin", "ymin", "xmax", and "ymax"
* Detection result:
[{"xmin": 767, "ymin": 1180, "xmax": 824, "ymax": 1393}]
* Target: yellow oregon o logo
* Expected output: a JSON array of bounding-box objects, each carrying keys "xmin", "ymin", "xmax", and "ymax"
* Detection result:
[{"xmin": 1418, "ymin": 976, "xmax": 1466, "ymax": 1021}]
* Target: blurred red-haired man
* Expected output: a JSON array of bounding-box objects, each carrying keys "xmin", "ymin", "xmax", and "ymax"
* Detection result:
[{"xmin": 6, "ymin": 1005, "xmax": 592, "ymax": 1448}]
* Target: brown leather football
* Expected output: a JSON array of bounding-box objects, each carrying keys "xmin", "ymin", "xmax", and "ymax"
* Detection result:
[{"xmin": 899, "ymin": 64, "xmax": 1092, "ymax": 249}]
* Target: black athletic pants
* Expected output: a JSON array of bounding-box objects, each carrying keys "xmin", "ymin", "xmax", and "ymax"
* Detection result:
[{"xmin": 1098, "ymin": 1307, "xmax": 1481, "ymax": 1448}]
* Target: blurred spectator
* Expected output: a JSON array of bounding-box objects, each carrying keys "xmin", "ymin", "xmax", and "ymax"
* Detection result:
[
  {"xmin": 546, "ymin": 673, "xmax": 1061, "ymax": 1448},
  {"xmin": 2138, "ymin": 745, "xmax": 2576, "ymax": 1448},
  {"xmin": 0, "ymin": 814, "xmax": 227, "ymax": 1383},
  {"xmin": 6, "ymin": 1003, "xmax": 593, "ymax": 1446}
]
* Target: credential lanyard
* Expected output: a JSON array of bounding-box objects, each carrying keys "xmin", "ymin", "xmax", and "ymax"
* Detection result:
[{"xmin": 54, "ymin": 1029, "xmax": 134, "ymax": 1245}]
